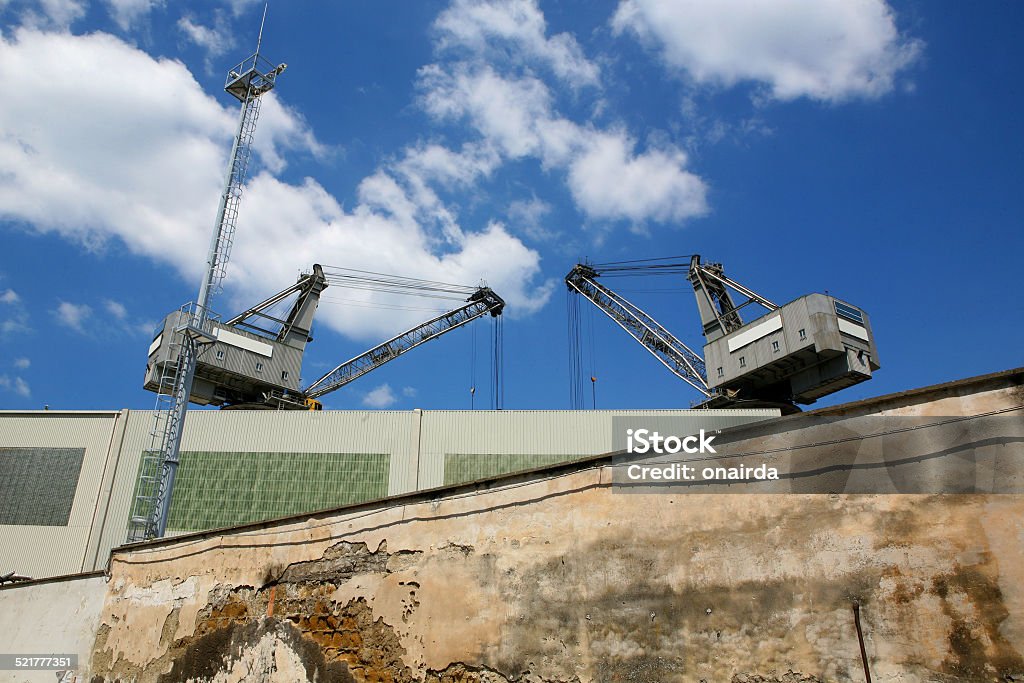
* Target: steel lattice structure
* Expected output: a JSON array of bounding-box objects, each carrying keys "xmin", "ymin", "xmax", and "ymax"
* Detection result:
[{"xmin": 127, "ymin": 36, "xmax": 286, "ymax": 543}]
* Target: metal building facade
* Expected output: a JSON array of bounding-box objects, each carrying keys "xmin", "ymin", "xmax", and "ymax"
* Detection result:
[
  {"xmin": 0, "ymin": 412, "xmax": 125, "ymax": 577},
  {"xmin": 0, "ymin": 407, "xmax": 776, "ymax": 578}
]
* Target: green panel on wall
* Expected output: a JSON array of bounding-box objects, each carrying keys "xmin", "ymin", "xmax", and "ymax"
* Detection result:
[
  {"xmin": 163, "ymin": 451, "xmax": 390, "ymax": 532},
  {"xmin": 0, "ymin": 447, "xmax": 85, "ymax": 526},
  {"xmin": 443, "ymin": 453, "xmax": 573, "ymax": 486}
]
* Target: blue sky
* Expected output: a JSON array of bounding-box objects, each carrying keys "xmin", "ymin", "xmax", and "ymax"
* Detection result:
[{"xmin": 0, "ymin": 0, "xmax": 1021, "ymax": 412}]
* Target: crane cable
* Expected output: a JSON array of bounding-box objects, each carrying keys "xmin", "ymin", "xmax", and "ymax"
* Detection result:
[
  {"xmin": 491, "ymin": 314, "xmax": 504, "ymax": 410},
  {"xmin": 470, "ymin": 322, "xmax": 477, "ymax": 410},
  {"xmin": 318, "ymin": 265, "xmax": 495, "ymax": 406},
  {"xmin": 587, "ymin": 302, "xmax": 597, "ymax": 410},
  {"xmin": 320, "ymin": 266, "xmax": 477, "ymax": 300},
  {"xmin": 567, "ymin": 256, "xmax": 700, "ymax": 409},
  {"xmin": 567, "ymin": 289, "xmax": 585, "ymax": 409}
]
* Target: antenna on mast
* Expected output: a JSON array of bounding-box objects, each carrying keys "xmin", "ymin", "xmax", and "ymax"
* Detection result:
[{"xmin": 255, "ymin": 2, "xmax": 268, "ymax": 55}]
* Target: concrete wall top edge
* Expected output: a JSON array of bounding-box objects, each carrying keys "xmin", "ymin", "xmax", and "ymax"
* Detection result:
[
  {"xmin": 0, "ymin": 410, "xmax": 123, "ymax": 416},
  {"xmin": 1, "ymin": 408, "xmax": 779, "ymax": 418}
]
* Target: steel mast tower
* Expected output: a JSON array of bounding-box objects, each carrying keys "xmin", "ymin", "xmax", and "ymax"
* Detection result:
[{"xmin": 127, "ymin": 16, "xmax": 286, "ymax": 543}]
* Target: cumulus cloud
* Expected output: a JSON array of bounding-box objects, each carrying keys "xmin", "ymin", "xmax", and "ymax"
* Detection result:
[
  {"xmin": 0, "ymin": 374, "xmax": 31, "ymax": 398},
  {"xmin": 0, "ymin": 28, "xmax": 552, "ymax": 341},
  {"xmin": 13, "ymin": 357, "xmax": 30, "ymax": 369},
  {"xmin": 177, "ymin": 15, "xmax": 232, "ymax": 58},
  {"xmin": 104, "ymin": 299, "xmax": 128, "ymax": 320},
  {"xmin": 419, "ymin": 64, "xmax": 708, "ymax": 225},
  {"xmin": 507, "ymin": 196, "xmax": 554, "ymax": 241},
  {"xmin": 0, "ymin": 29, "xmax": 238, "ymax": 278},
  {"xmin": 1, "ymin": 289, "xmax": 30, "ymax": 336},
  {"xmin": 104, "ymin": 0, "xmax": 162, "ymax": 31},
  {"xmin": 566, "ymin": 131, "xmax": 706, "ymax": 223},
  {"xmin": 231, "ymin": 173, "xmax": 552, "ymax": 337},
  {"xmin": 434, "ymin": 0, "xmax": 600, "ymax": 87},
  {"xmin": 4, "ymin": 0, "xmax": 85, "ymax": 29},
  {"xmin": 611, "ymin": 0, "xmax": 922, "ymax": 102},
  {"xmin": 54, "ymin": 301, "xmax": 91, "ymax": 332},
  {"xmin": 362, "ymin": 383, "xmax": 396, "ymax": 408}
]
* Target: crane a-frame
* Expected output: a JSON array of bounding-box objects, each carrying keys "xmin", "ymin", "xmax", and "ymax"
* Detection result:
[{"xmin": 566, "ymin": 256, "xmax": 879, "ymax": 409}]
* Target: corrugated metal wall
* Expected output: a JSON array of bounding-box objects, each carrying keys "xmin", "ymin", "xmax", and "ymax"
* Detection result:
[
  {"xmin": 0, "ymin": 412, "xmax": 123, "ymax": 578},
  {"xmin": 1, "ymin": 407, "xmax": 776, "ymax": 578},
  {"xmin": 415, "ymin": 409, "xmax": 773, "ymax": 489}
]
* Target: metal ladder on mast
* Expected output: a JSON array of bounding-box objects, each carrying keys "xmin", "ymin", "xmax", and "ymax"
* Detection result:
[{"xmin": 125, "ymin": 49, "xmax": 280, "ymax": 543}]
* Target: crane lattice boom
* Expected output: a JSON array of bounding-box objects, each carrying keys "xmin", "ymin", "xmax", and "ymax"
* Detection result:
[
  {"xmin": 305, "ymin": 287, "xmax": 504, "ymax": 400},
  {"xmin": 565, "ymin": 264, "xmax": 709, "ymax": 396}
]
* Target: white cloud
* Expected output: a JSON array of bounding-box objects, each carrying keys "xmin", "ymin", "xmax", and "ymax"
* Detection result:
[
  {"xmin": 54, "ymin": 301, "xmax": 91, "ymax": 332},
  {"xmin": 611, "ymin": 0, "xmax": 922, "ymax": 102},
  {"xmin": 0, "ymin": 29, "xmax": 238, "ymax": 279},
  {"xmin": 230, "ymin": 173, "xmax": 552, "ymax": 337},
  {"xmin": 507, "ymin": 196, "xmax": 554, "ymax": 241},
  {"xmin": 7, "ymin": 0, "xmax": 85, "ymax": 29},
  {"xmin": 104, "ymin": 299, "xmax": 128, "ymax": 320},
  {"xmin": 435, "ymin": 0, "xmax": 600, "ymax": 87},
  {"xmin": 402, "ymin": 386, "xmax": 417, "ymax": 398},
  {"xmin": 13, "ymin": 357, "xmax": 30, "ymax": 369},
  {"xmin": 362, "ymin": 383, "xmax": 396, "ymax": 408},
  {"xmin": 396, "ymin": 142, "xmax": 501, "ymax": 190},
  {"xmin": 0, "ymin": 30, "xmax": 553, "ymax": 341},
  {"xmin": 0, "ymin": 314, "xmax": 29, "ymax": 336},
  {"xmin": 420, "ymin": 65, "xmax": 553, "ymax": 161},
  {"xmin": 1, "ymin": 289, "xmax": 29, "ymax": 336},
  {"xmin": 418, "ymin": 64, "xmax": 708, "ymax": 225},
  {"xmin": 0, "ymin": 29, "xmax": 323, "ymax": 282},
  {"xmin": 177, "ymin": 15, "xmax": 231, "ymax": 58},
  {"xmin": 0, "ymin": 374, "xmax": 31, "ymax": 398},
  {"xmin": 104, "ymin": 0, "xmax": 162, "ymax": 31},
  {"xmin": 224, "ymin": 0, "xmax": 261, "ymax": 17},
  {"xmin": 566, "ymin": 131, "xmax": 707, "ymax": 223}
]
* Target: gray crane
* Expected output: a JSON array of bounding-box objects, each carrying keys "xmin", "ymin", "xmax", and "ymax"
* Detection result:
[
  {"xmin": 566, "ymin": 256, "xmax": 879, "ymax": 409},
  {"xmin": 144, "ymin": 265, "xmax": 504, "ymax": 411}
]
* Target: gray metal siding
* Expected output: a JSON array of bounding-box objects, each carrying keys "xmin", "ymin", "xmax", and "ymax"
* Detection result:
[
  {"xmin": 208, "ymin": 323, "xmax": 304, "ymax": 392},
  {"xmin": 781, "ymin": 299, "xmax": 813, "ymax": 355},
  {"xmin": 416, "ymin": 409, "xmax": 776, "ymax": 490},
  {"xmin": 0, "ymin": 413, "xmax": 121, "ymax": 578}
]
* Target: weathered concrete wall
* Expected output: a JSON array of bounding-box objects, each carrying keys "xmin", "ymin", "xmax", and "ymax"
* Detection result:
[
  {"xmin": 79, "ymin": 372, "xmax": 1023, "ymax": 683},
  {"xmin": 89, "ymin": 486, "xmax": 1024, "ymax": 683},
  {"xmin": 0, "ymin": 573, "xmax": 107, "ymax": 683}
]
